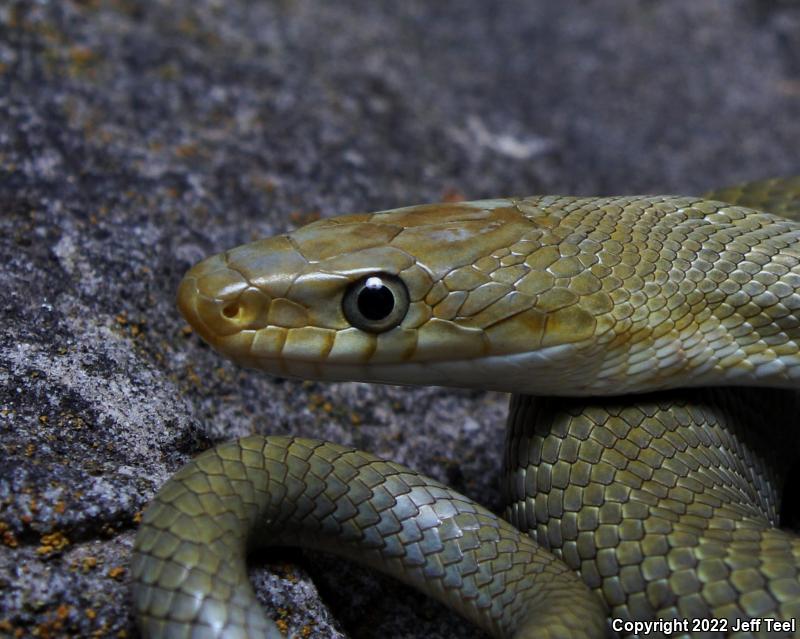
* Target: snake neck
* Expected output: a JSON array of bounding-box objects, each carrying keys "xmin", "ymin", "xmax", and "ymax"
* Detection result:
[{"xmin": 564, "ymin": 207, "xmax": 800, "ymax": 395}]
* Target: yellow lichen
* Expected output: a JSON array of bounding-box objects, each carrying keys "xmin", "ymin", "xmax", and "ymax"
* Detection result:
[
  {"xmin": 107, "ymin": 566, "xmax": 126, "ymax": 580},
  {"xmin": 0, "ymin": 522, "xmax": 17, "ymax": 548},
  {"xmin": 36, "ymin": 531, "xmax": 70, "ymax": 555},
  {"xmin": 81, "ymin": 556, "xmax": 98, "ymax": 572}
]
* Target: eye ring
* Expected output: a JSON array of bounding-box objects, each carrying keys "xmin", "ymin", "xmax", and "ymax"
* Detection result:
[{"xmin": 342, "ymin": 273, "xmax": 409, "ymax": 333}]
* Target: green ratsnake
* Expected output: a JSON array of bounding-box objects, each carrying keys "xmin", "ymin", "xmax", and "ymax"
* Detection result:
[{"xmin": 130, "ymin": 176, "xmax": 800, "ymax": 638}]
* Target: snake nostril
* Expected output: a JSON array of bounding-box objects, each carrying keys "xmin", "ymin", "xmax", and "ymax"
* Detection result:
[{"xmin": 222, "ymin": 302, "xmax": 241, "ymax": 319}]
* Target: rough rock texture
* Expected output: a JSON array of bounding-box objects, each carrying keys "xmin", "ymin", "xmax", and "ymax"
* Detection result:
[{"xmin": 0, "ymin": 1, "xmax": 799, "ymax": 637}]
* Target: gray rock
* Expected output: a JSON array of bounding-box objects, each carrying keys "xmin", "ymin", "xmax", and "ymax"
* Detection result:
[{"xmin": 1, "ymin": 0, "xmax": 798, "ymax": 636}]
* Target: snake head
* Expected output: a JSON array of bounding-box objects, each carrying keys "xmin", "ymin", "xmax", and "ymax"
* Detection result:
[{"xmin": 177, "ymin": 198, "xmax": 617, "ymax": 393}]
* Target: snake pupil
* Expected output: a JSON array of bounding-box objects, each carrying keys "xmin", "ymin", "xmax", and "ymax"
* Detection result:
[
  {"xmin": 358, "ymin": 280, "xmax": 394, "ymax": 320},
  {"xmin": 342, "ymin": 273, "xmax": 409, "ymax": 333}
]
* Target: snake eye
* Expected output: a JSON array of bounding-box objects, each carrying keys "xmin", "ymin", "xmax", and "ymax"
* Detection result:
[{"xmin": 342, "ymin": 274, "xmax": 409, "ymax": 333}]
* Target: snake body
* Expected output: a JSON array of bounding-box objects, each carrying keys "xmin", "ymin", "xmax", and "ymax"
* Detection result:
[{"xmin": 132, "ymin": 177, "xmax": 800, "ymax": 638}]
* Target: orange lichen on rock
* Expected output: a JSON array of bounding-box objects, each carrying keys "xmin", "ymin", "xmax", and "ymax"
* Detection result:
[{"xmin": 36, "ymin": 531, "xmax": 70, "ymax": 555}]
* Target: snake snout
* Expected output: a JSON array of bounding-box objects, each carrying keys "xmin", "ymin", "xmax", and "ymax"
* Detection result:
[{"xmin": 177, "ymin": 253, "xmax": 272, "ymax": 346}]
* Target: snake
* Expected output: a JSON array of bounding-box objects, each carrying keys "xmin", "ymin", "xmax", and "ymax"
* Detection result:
[{"xmin": 131, "ymin": 176, "xmax": 800, "ymax": 638}]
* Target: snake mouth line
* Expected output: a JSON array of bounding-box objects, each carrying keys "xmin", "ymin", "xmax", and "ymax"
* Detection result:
[{"xmin": 226, "ymin": 342, "xmax": 615, "ymax": 396}]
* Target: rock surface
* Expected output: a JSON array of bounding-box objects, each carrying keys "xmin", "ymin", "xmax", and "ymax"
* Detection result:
[{"xmin": 1, "ymin": 1, "xmax": 799, "ymax": 637}]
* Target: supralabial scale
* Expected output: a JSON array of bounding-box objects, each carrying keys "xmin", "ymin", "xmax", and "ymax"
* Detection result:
[{"xmin": 131, "ymin": 176, "xmax": 800, "ymax": 638}]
